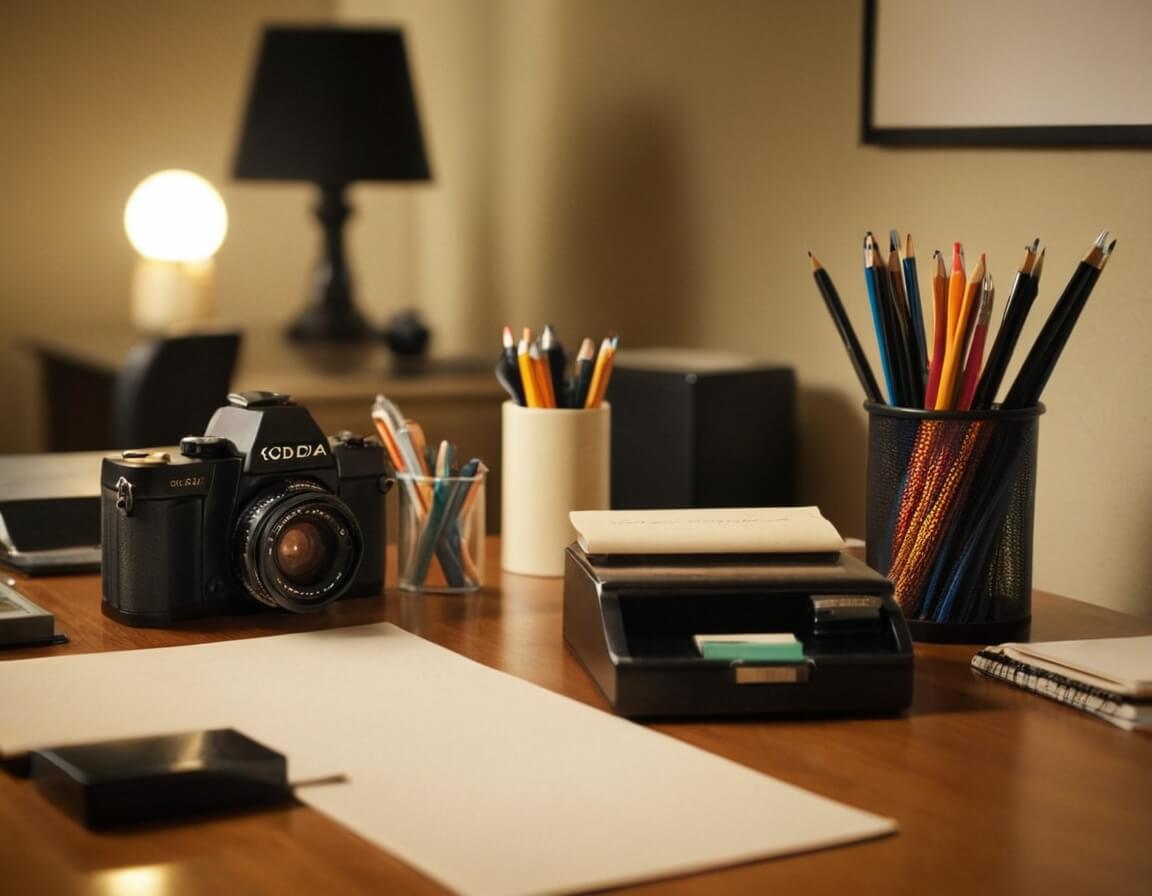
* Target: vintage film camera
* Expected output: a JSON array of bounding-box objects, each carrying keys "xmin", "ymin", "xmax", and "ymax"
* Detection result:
[{"xmin": 101, "ymin": 391, "xmax": 390, "ymax": 626}]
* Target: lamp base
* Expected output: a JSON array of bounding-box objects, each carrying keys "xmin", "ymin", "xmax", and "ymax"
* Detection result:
[{"xmin": 286, "ymin": 302, "xmax": 375, "ymax": 342}]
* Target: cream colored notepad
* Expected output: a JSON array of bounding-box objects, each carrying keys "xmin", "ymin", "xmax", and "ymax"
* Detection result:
[
  {"xmin": 0, "ymin": 625, "xmax": 895, "ymax": 896},
  {"xmin": 990, "ymin": 636, "xmax": 1152, "ymax": 697},
  {"xmin": 570, "ymin": 506, "xmax": 845, "ymax": 555}
]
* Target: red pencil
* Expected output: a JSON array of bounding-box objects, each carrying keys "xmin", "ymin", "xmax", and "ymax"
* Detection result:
[{"xmin": 956, "ymin": 272, "xmax": 994, "ymax": 411}]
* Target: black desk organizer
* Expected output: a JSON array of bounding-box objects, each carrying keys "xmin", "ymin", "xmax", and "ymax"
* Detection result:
[{"xmin": 563, "ymin": 545, "xmax": 914, "ymax": 718}]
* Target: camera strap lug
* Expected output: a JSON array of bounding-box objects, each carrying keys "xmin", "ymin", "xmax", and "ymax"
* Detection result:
[{"xmin": 115, "ymin": 477, "xmax": 135, "ymax": 516}]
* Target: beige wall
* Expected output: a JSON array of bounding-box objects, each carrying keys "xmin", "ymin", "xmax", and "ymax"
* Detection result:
[{"xmin": 3, "ymin": 1, "xmax": 1150, "ymax": 616}]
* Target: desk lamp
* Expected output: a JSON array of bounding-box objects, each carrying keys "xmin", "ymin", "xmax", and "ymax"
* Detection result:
[
  {"xmin": 124, "ymin": 170, "xmax": 228, "ymax": 332},
  {"xmin": 233, "ymin": 25, "xmax": 431, "ymax": 342}
]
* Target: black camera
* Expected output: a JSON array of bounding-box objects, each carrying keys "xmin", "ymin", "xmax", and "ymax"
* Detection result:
[{"xmin": 101, "ymin": 391, "xmax": 390, "ymax": 626}]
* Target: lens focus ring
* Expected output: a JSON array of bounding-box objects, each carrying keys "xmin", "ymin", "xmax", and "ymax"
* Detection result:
[{"xmin": 235, "ymin": 480, "xmax": 363, "ymax": 612}]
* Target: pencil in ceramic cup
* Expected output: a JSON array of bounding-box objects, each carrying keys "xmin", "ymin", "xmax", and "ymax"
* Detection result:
[{"xmin": 496, "ymin": 325, "xmax": 526, "ymax": 405}]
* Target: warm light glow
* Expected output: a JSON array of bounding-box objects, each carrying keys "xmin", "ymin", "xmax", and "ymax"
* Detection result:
[
  {"xmin": 124, "ymin": 169, "xmax": 228, "ymax": 262},
  {"xmin": 95, "ymin": 864, "xmax": 174, "ymax": 896}
]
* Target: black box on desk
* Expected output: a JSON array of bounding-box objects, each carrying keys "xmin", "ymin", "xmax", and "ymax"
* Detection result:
[
  {"xmin": 562, "ymin": 544, "xmax": 914, "ymax": 719},
  {"xmin": 605, "ymin": 350, "xmax": 795, "ymax": 510}
]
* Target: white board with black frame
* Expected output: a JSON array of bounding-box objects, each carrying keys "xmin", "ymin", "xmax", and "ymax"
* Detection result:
[{"xmin": 861, "ymin": 0, "xmax": 1152, "ymax": 147}]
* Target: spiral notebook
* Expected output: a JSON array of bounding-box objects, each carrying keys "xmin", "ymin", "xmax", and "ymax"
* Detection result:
[{"xmin": 972, "ymin": 635, "xmax": 1152, "ymax": 731}]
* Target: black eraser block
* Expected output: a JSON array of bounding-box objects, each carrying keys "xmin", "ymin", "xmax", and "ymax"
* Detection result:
[{"xmin": 28, "ymin": 728, "xmax": 292, "ymax": 828}]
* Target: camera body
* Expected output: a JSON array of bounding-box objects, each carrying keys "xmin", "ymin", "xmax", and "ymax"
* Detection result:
[{"xmin": 101, "ymin": 391, "xmax": 389, "ymax": 627}]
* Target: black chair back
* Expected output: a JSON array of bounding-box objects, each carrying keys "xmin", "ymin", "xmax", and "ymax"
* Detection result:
[{"xmin": 111, "ymin": 332, "xmax": 242, "ymax": 448}]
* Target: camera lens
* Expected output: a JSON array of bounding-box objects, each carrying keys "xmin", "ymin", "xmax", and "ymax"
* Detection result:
[
  {"xmin": 275, "ymin": 519, "xmax": 332, "ymax": 585},
  {"xmin": 235, "ymin": 481, "xmax": 363, "ymax": 612}
]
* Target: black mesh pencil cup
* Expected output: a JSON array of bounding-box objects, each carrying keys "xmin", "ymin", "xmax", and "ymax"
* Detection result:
[{"xmin": 865, "ymin": 403, "xmax": 1043, "ymax": 643}]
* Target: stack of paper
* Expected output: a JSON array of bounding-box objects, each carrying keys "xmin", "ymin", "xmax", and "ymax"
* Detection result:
[{"xmin": 570, "ymin": 506, "xmax": 845, "ymax": 555}]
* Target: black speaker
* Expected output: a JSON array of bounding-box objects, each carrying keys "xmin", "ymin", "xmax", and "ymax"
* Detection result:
[{"xmin": 606, "ymin": 351, "xmax": 795, "ymax": 510}]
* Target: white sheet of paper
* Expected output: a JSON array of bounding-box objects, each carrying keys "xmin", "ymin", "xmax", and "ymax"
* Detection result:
[{"xmin": 0, "ymin": 624, "xmax": 895, "ymax": 895}]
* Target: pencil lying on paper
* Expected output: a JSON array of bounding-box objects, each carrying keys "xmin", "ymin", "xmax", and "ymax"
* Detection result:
[{"xmin": 809, "ymin": 252, "xmax": 883, "ymax": 403}]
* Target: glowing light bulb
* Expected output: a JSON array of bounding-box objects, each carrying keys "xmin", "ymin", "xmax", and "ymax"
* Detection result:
[
  {"xmin": 124, "ymin": 170, "xmax": 228, "ymax": 331},
  {"xmin": 124, "ymin": 170, "xmax": 227, "ymax": 261}
]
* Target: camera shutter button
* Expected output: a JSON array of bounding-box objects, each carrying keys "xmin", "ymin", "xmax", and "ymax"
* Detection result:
[{"xmin": 180, "ymin": 436, "xmax": 233, "ymax": 459}]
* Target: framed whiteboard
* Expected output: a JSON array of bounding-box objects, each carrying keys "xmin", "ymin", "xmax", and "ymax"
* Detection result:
[{"xmin": 861, "ymin": 0, "xmax": 1152, "ymax": 146}]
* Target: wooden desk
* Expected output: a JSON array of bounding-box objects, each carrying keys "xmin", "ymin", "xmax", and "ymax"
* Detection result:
[
  {"xmin": 3, "ymin": 545, "xmax": 1151, "ymax": 895},
  {"xmin": 27, "ymin": 328, "xmax": 506, "ymax": 533}
]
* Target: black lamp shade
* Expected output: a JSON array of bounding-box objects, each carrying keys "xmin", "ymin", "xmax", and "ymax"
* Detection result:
[{"xmin": 233, "ymin": 26, "xmax": 430, "ymax": 184}]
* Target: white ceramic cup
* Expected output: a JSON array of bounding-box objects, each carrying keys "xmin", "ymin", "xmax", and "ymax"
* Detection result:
[{"xmin": 500, "ymin": 401, "xmax": 610, "ymax": 577}]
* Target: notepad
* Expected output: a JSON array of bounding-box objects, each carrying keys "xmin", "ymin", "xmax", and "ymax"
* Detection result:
[
  {"xmin": 570, "ymin": 506, "xmax": 844, "ymax": 555},
  {"xmin": 0, "ymin": 624, "xmax": 896, "ymax": 895},
  {"xmin": 972, "ymin": 635, "xmax": 1152, "ymax": 731}
]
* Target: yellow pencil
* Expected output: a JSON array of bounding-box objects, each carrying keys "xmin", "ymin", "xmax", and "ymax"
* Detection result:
[
  {"xmin": 517, "ymin": 332, "xmax": 541, "ymax": 407},
  {"xmin": 585, "ymin": 336, "xmax": 617, "ymax": 408},
  {"xmin": 530, "ymin": 341, "xmax": 556, "ymax": 408}
]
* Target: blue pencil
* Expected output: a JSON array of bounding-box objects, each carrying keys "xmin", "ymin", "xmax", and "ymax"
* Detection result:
[
  {"xmin": 899, "ymin": 231, "xmax": 929, "ymax": 384},
  {"xmin": 864, "ymin": 232, "xmax": 897, "ymax": 404}
]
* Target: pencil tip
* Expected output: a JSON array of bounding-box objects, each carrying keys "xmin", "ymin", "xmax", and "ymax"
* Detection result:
[{"xmin": 1095, "ymin": 229, "xmax": 1109, "ymax": 247}]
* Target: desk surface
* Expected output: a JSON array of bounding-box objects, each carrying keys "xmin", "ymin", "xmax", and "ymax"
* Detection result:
[{"xmin": 4, "ymin": 540, "xmax": 1151, "ymax": 896}]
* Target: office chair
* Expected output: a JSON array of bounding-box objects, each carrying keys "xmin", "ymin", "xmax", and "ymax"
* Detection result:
[{"xmin": 111, "ymin": 331, "xmax": 242, "ymax": 448}]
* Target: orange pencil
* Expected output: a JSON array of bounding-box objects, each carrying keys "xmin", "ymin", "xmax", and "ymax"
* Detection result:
[
  {"xmin": 924, "ymin": 250, "xmax": 948, "ymax": 408},
  {"xmin": 935, "ymin": 251, "xmax": 985, "ymax": 410},
  {"xmin": 583, "ymin": 336, "xmax": 616, "ymax": 409},
  {"xmin": 530, "ymin": 341, "xmax": 556, "ymax": 408}
]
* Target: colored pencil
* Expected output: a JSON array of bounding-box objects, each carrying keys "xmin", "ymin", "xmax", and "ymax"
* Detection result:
[
  {"xmin": 924, "ymin": 250, "xmax": 948, "ymax": 408},
  {"xmin": 935, "ymin": 252, "xmax": 985, "ymax": 410},
  {"xmin": 956, "ymin": 272, "xmax": 994, "ymax": 411},
  {"xmin": 901, "ymin": 231, "xmax": 929, "ymax": 389},
  {"xmin": 863, "ymin": 233, "xmax": 898, "ymax": 404}
]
